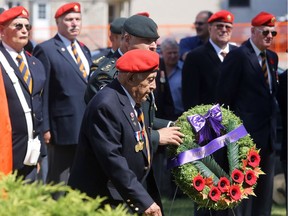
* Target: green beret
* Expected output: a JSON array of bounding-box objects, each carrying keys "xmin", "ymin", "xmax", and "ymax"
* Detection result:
[
  {"xmin": 110, "ymin": 17, "xmax": 127, "ymax": 34},
  {"xmin": 123, "ymin": 15, "xmax": 159, "ymax": 39}
]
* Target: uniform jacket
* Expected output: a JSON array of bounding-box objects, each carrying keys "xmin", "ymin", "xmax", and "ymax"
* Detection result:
[
  {"xmin": 33, "ymin": 34, "xmax": 92, "ymax": 145},
  {"xmin": 182, "ymin": 41, "xmax": 237, "ymax": 110},
  {"xmin": 0, "ymin": 43, "xmax": 46, "ymax": 169},
  {"xmin": 68, "ymin": 79, "xmax": 162, "ymax": 214},
  {"xmin": 216, "ymin": 40, "xmax": 278, "ymax": 151}
]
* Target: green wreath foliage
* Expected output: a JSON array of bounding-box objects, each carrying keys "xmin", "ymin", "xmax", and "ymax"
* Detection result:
[{"xmin": 168, "ymin": 104, "xmax": 263, "ymax": 210}]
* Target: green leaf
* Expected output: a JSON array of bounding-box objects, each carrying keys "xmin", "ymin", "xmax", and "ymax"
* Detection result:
[
  {"xmin": 192, "ymin": 156, "xmax": 229, "ymax": 184},
  {"xmin": 225, "ymin": 119, "xmax": 240, "ymax": 175}
]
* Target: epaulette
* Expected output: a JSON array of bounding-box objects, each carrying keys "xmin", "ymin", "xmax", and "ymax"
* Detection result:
[
  {"xmin": 100, "ymin": 59, "xmax": 116, "ymax": 72},
  {"xmin": 92, "ymin": 55, "xmax": 106, "ymax": 65}
]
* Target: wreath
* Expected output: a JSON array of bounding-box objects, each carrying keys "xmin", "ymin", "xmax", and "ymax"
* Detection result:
[{"xmin": 167, "ymin": 104, "xmax": 264, "ymax": 210}]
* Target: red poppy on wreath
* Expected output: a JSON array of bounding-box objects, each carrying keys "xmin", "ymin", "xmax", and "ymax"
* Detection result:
[
  {"xmin": 218, "ymin": 177, "xmax": 230, "ymax": 193},
  {"xmin": 247, "ymin": 149, "xmax": 261, "ymax": 168},
  {"xmin": 193, "ymin": 174, "xmax": 205, "ymax": 191},
  {"xmin": 229, "ymin": 185, "xmax": 242, "ymax": 201},
  {"xmin": 209, "ymin": 186, "xmax": 221, "ymax": 202},
  {"xmin": 245, "ymin": 170, "xmax": 258, "ymax": 186},
  {"xmin": 231, "ymin": 169, "xmax": 244, "ymax": 183}
]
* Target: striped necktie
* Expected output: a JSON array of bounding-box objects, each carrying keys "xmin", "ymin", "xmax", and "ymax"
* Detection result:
[
  {"xmin": 260, "ymin": 51, "xmax": 269, "ymax": 85},
  {"xmin": 71, "ymin": 41, "xmax": 87, "ymax": 79},
  {"xmin": 16, "ymin": 54, "xmax": 32, "ymax": 93},
  {"xmin": 135, "ymin": 104, "xmax": 151, "ymax": 167}
]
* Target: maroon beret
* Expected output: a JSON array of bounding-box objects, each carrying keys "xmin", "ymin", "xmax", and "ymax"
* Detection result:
[
  {"xmin": 251, "ymin": 12, "xmax": 276, "ymax": 27},
  {"xmin": 208, "ymin": 10, "xmax": 234, "ymax": 24},
  {"xmin": 0, "ymin": 6, "xmax": 29, "ymax": 25},
  {"xmin": 116, "ymin": 50, "xmax": 159, "ymax": 73},
  {"xmin": 55, "ymin": 2, "xmax": 81, "ymax": 18}
]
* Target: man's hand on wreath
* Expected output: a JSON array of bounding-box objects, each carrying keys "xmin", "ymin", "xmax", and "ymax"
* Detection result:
[{"xmin": 158, "ymin": 126, "xmax": 184, "ymax": 146}]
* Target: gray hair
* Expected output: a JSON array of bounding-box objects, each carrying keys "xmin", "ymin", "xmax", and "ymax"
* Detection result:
[{"xmin": 160, "ymin": 38, "xmax": 179, "ymax": 52}]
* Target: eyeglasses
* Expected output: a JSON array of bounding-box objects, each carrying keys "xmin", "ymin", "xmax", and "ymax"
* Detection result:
[
  {"xmin": 194, "ymin": 22, "xmax": 205, "ymax": 26},
  {"xmin": 13, "ymin": 23, "xmax": 32, "ymax": 31},
  {"xmin": 215, "ymin": 24, "xmax": 233, "ymax": 31},
  {"xmin": 256, "ymin": 28, "xmax": 277, "ymax": 37}
]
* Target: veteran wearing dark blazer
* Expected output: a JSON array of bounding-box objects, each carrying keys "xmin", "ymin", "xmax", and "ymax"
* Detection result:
[
  {"xmin": 182, "ymin": 10, "xmax": 237, "ymax": 111},
  {"xmin": 216, "ymin": 12, "xmax": 279, "ymax": 216},
  {"xmin": 33, "ymin": 2, "xmax": 92, "ymax": 187},
  {"xmin": 85, "ymin": 14, "xmax": 183, "ymax": 153},
  {"xmin": 0, "ymin": 6, "xmax": 46, "ymax": 180},
  {"xmin": 69, "ymin": 50, "xmax": 163, "ymax": 216}
]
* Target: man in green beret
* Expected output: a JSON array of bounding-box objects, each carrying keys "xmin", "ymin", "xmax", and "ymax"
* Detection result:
[{"xmin": 90, "ymin": 17, "xmax": 127, "ymax": 70}]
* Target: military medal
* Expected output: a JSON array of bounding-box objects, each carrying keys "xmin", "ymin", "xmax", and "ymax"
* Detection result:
[
  {"xmin": 135, "ymin": 141, "xmax": 144, "ymax": 152},
  {"xmin": 134, "ymin": 131, "xmax": 145, "ymax": 152}
]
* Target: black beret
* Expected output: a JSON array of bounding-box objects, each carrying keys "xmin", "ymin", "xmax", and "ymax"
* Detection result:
[
  {"xmin": 123, "ymin": 15, "xmax": 159, "ymax": 39},
  {"xmin": 110, "ymin": 17, "xmax": 127, "ymax": 34}
]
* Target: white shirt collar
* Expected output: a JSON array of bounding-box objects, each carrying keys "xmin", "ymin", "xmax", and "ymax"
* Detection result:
[
  {"xmin": 249, "ymin": 38, "xmax": 264, "ymax": 57},
  {"xmin": 209, "ymin": 38, "xmax": 229, "ymax": 55}
]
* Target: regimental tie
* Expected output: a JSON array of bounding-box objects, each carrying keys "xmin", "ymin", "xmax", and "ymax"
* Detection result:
[
  {"xmin": 135, "ymin": 104, "xmax": 151, "ymax": 167},
  {"xmin": 71, "ymin": 41, "xmax": 87, "ymax": 80},
  {"xmin": 260, "ymin": 51, "xmax": 269, "ymax": 85},
  {"xmin": 16, "ymin": 54, "xmax": 32, "ymax": 93}
]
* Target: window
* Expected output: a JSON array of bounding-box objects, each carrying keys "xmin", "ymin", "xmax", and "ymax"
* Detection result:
[
  {"xmin": 229, "ymin": 0, "xmax": 250, "ymax": 7},
  {"xmin": 38, "ymin": 4, "xmax": 46, "ymax": 19},
  {"xmin": 108, "ymin": 5, "xmax": 115, "ymax": 24}
]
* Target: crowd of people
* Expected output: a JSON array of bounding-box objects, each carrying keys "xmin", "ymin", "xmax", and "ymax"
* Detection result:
[{"xmin": 0, "ymin": 2, "xmax": 286, "ymax": 216}]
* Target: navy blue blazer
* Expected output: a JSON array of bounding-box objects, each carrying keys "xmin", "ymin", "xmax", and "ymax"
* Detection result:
[
  {"xmin": 182, "ymin": 41, "xmax": 238, "ymax": 110},
  {"xmin": 216, "ymin": 40, "xmax": 278, "ymax": 151},
  {"xmin": 0, "ymin": 43, "xmax": 46, "ymax": 169},
  {"xmin": 68, "ymin": 79, "xmax": 162, "ymax": 214},
  {"xmin": 33, "ymin": 34, "xmax": 92, "ymax": 145}
]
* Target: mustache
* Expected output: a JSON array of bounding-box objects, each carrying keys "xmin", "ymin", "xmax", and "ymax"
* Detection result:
[{"xmin": 69, "ymin": 26, "xmax": 80, "ymax": 31}]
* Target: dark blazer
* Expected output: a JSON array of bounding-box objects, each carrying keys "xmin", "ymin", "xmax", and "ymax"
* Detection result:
[
  {"xmin": 33, "ymin": 34, "xmax": 92, "ymax": 145},
  {"xmin": 182, "ymin": 41, "xmax": 237, "ymax": 110},
  {"xmin": 68, "ymin": 79, "xmax": 162, "ymax": 214},
  {"xmin": 216, "ymin": 40, "xmax": 278, "ymax": 151},
  {"xmin": 277, "ymin": 69, "xmax": 287, "ymax": 161},
  {"xmin": 0, "ymin": 43, "xmax": 46, "ymax": 169},
  {"xmin": 155, "ymin": 58, "xmax": 182, "ymax": 121}
]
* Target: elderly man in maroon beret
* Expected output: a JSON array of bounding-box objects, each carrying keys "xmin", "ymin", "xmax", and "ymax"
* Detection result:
[
  {"xmin": 0, "ymin": 6, "xmax": 46, "ymax": 180},
  {"xmin": 182, "ymin": 10, "xmax": 238, "ymax": 112},
  {"xmin": 69, "ymin": 49, "xmax": 163, "ymax": 216},
  {"xmin": 33, "ymin": 2, "xmax": 92, "ymax": 193},
  {"xmin": 216, "ymin": 11, "xmax": 279, "ymax": 216}
]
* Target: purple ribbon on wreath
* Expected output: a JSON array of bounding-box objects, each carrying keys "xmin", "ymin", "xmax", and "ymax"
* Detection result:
[{"xmin": 187, "ymin": 104, "xmax": 225, "ymax": 144}]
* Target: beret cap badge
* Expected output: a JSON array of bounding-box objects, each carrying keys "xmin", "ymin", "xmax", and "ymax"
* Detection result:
[
  {"xmin": 22, "ymin": 10, "xmax": 28, "ymax": 16},
  {"xmin": 227, "ymin": 15, "xmax": 231, "ymax": 21},
  {"xmin": 74, "ymin": 5, "xmax": 80, "ymax": 12}
]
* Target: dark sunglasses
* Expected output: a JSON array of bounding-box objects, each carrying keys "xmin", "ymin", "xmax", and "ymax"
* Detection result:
[
  {"xmin": 194, "ymin": 22, "xmax": 205, "ymax": 26},
  {"xmin": 215, "ymin": 24, "xmax": 233, "ymax": 31},
  {"xmin": 256, "ymin": 28, "xmax": 277, "ymax": 37},
  {"xmin": 13, "ymin": 23, "xmax": 32, "ymax": 31}
]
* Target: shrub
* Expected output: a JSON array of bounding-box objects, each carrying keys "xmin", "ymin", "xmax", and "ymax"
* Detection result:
[{"xmin": 0, "ymin": 173, "xmax": 130, "ymax": 216}]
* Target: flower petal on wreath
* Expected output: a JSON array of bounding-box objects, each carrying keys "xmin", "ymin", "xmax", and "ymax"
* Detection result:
[
  {"xmin": 253, "ymin": 167, "xmax": 265, "ymax": 176},
  {"xmin": 243, "ymin": 187, "xmax": 256, "ymax": 196}
]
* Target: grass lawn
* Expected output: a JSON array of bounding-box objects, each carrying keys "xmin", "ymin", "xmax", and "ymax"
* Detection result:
[{"xmin": 162, "ymin": 197, "xmax": 287, "ymax": 216}]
